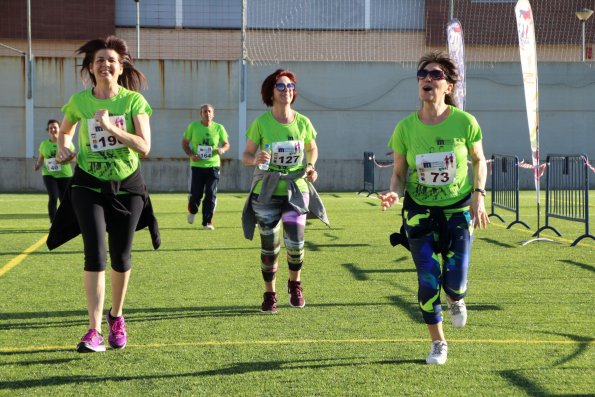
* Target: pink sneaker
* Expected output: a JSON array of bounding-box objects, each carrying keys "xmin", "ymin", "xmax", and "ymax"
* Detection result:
[
  {"xmin": 106, "ymin": 310, "xmax": 128, "ymax": 349},
  {"xmin": 76, "ymin": 329, "xmax": 106, "ymax": 353}
]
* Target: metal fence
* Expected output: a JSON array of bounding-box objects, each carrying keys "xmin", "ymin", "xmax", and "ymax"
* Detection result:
[{"xmin": 488, "ymin": 154, "xmax": 530, "ymax": 229}]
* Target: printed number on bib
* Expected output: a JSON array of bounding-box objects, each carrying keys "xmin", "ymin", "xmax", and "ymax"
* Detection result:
[
  {"xmin": 87, "ymin": 116, "xmax": 126, "ymax": 152},
  {"xmin": 196, "ymin": 145, "xmax": 212, "ymax": 159},
  {"xmin": 45, "ymin": 158, "xmax": 62, "ymax": 172},
  {"xmin": 416, "ymin": 152, "xmax": 457, "ymax": 186},
  {"xmin": 271, "ymin": 141, "xmax": 304, "ymax": 167}
]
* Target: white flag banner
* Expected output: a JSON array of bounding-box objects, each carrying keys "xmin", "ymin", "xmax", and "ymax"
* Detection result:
[
  {"xmin": 447, "ymin": 18, "xmax": 466, "ymax": 110},
  {"xmin": 515, "ymin": 0, "xmax": 541, "ymax": 189}
]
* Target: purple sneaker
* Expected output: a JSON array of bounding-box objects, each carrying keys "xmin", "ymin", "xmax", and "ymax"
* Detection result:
[
  {"xmin": 106, "ymin": 310, "xmax": 128, "ymax": 349},
  {"xmin": 260, "ymin": 292, "xmax": 278, "ymax": 314},
  {"xmin": 287, "ymin": 279, "xmax": 305, "ymax": 308},
  {"xmin": 76, "ymin": 329, "xmax": 106, "ymax": 353}
]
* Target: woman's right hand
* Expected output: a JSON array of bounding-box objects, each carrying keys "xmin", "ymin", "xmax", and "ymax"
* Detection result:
[
  {"xmin": 378, "ymin": 192, "xmax": 400, "ymax": 211},
  {"xmin": 56, "ymin": 147, "xmax": 75, "ymax": 164}
]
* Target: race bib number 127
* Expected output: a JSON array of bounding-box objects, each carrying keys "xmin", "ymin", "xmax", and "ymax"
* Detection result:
[{"xmin": 271, "ymin": 140, "xmax": 304, "ymax": 167}]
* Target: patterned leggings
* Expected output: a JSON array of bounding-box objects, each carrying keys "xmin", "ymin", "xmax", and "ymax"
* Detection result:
[
  {"xmin": 403, "ymin": 208, "xmax": 473, "ymax": 325},
  {"xmin": 250, "ymin": 193, "xmax": 309, "ymax": 282}
]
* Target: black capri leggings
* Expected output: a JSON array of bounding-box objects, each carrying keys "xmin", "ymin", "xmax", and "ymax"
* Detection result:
[
  {"xmin": 43, "ymin": 176, "xmax": 71, "ymax": 222},
  {"xmin": 71, "ymin": 187, "xmax": 144, "ymax": 272}
]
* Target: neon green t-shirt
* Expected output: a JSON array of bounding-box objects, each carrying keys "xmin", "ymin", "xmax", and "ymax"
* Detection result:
[
  {"xmin": 61, "ymin": 87, "xmax": 152, "ymax": 181},
  {"xmin": 246, "ymin": 110, "xmax": 317, "ymax": 196},
  {"xmin": 38, "ymin": 139, "xmax": 75, "ymax": 178},
  {"xmin": 183, "ymin": 121, "xmax": 229, "ymax": 168},
  {"xmin": 388, "ymin": 106, "xmax": 482, "ymax": 207}
]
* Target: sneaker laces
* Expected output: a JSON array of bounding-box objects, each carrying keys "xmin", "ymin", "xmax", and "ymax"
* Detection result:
[
  {"xmin": 111, "ymin": 317, "xmax": 126, "ymax": 336},
  {"xmin": 288, "ymin": 281, "xmax": 303, "ymax": 296},
  {"xmin": 431, "ymin": 341, "xmax": 447, "ymax": 355}
]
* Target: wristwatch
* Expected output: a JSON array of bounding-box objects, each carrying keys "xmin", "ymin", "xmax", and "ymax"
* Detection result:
[{"xmin": 473, "ymin": 188, "xmax": 486, "ymax": 196}]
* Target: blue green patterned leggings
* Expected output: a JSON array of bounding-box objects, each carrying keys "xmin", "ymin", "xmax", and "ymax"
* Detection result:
[{"xmin": 403, "ymin": 208, "xmax": 473, "ymax": 325}]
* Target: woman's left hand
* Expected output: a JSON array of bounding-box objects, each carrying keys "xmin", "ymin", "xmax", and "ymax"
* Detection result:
[
  {"xmin": 471, "ymin": 193, "xmax": 489, "ymax": 229},
  {"xmin": 306, "ymin": 164, "xmax": 318, "ymax": 183}
]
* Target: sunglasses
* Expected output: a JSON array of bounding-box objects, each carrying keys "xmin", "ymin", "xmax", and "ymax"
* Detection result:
[
  {"xmin": 416, "ymin": 69, "xmax": 447, "ymax": 81},
  {"xmin": 275, "ymin": 82, "xmax": 296, "ymax": 92}
]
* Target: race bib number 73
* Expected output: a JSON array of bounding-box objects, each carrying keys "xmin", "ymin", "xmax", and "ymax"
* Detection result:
[
  {"xmin": 87, "ymin": 116, "xmax": 127, "ymax": 152},
  {"xmin": 416, "ymin": 151, "xmax": 457, "ymax": 186}
]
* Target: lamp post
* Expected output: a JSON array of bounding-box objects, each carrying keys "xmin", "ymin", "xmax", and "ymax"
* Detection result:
[
  {"xmin": 576, "ymin": 8, "xmax": 593, "ymax": 62},
  {"xmin": 134, "ymin": 0, "xmax": 140, "ymax": 59}
]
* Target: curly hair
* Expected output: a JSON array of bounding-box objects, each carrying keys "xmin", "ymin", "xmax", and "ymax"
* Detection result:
[
  {"xmin": 77, "ymin": 35, "xmax": 147, "ymax": 92},
  {"xmin": 260, "ymin": 69, "xmax": 298, "ymax": 107},
  {"xmin": 417, "ymin": 51, "xmax": 459, "ymax": 106}
]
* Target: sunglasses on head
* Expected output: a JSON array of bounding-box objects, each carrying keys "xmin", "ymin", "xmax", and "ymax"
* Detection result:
[
  {"xmin": 416, "ymin": 69, "xmax": 447, "ymax": 81},
  {"xmin": 275, "ymin": 82, "xmax": 296, "ymax": 92}
]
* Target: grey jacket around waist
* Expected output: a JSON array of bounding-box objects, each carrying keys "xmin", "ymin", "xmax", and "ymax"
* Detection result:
[{"xmin": 241, "ymin": 167, "xmax": 330, "ymax": 240}]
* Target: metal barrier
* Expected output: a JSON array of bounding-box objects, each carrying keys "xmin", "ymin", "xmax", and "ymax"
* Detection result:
[
  {"xmin": 357, "ymin": 152, "xmax": 377, "ymax": 196},
  {"xmin": 534, "ymin": 154, "xmax": 594, "ymax": 246},
  {"xmin": 488, "ymin": 154, "xmax": 530, "ymax": 229}
]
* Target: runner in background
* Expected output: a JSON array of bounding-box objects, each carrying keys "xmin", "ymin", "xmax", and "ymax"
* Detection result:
[
  {"xmin": 241, "ymin": 69, "xmax": 329, "ymax": 314},
  {"xmin": 34, "ymin": 119, "xmax": 74, "ymax": 223},
  {"xmin": 182, "ymin": 104, "xmax": 230, "ymax": 230},
  {"xmin": 379, "ymin": 51, "xmax": 489, "ymax": 365}
]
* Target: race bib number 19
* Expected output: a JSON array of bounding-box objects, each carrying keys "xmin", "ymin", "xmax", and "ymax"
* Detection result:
[
  {"xmin": 416, "ymin": 151, "xmax": 457, "ymax": 186},
  {"xmin": 87, "ymin": 116, "xmax": 127, "ymax": 152},
  {"xmin": 271, "ymin": 140, "xmax": 304, "ymax": 166}
]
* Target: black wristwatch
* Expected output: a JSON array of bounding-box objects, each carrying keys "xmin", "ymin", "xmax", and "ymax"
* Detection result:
[{"xmin": 473, "ymin": 188, "xmax": 486, "ymax": 196}]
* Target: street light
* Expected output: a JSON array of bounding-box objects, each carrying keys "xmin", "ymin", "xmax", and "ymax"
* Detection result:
[{"xmin": 576, "ymin": 8, "xmax": 593, "ymax": 62}]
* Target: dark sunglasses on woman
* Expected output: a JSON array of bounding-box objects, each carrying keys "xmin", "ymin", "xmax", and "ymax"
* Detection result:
[
  {"xmin": 416, "ymin": 69, "xmax": 446, "ymax": 81},
  {"xmin": 275, "ymin": 82, "xmax": 296, "ymax": 91}
]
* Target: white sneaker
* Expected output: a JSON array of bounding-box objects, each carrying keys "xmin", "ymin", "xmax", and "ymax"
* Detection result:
[
  {"xmin": 446, "ymin": 297, "xmax": 467, "ymax": 328},
  {"xmin": 187, "ymin": 213, "xmax": 196, "ymax": 224},
  {"xmin": 204, "ymin": 223, "xmax": 215, "ymax": 230},
  {"xmin": 426, "ymin": 340, "xmax": 448, "ymax": 365}
]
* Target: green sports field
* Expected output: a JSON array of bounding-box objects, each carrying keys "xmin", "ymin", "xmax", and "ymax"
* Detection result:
[{"xmin": 0, "ymin": 192, "xmax": 593, "ymax": 396}]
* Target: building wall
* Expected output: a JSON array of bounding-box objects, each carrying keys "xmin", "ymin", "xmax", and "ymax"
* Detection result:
[{"xmin": 0, "ymin": 57, "xmax": 593, "ymax": 192}]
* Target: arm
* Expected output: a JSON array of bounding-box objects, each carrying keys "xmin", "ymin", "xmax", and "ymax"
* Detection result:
[
  {"xmin": 34, "ymin": 152, "xmax": 43, "ymax": 171},
  {"xmin": 182, "ymin": 137, "xmax": 200, "ymax": 162},
  {"xmin": 56, "ymin": 117, "xmax": 77, "ymax": 164},
  {"xmin": 242, "ymin": 139, "xmax": 269, "ymax": 167},
  {"xmin": 216, "ymin": 141, "xmax": 230, "ymax": 156},
  {"xmin": 305, "ymin": 140, "xmax": 318, "ymax": 183},
  {"xmin": 469, "ymin": 140, "xmax": 489, "ymax": 229},
  {"xmin": 95, "ymin": 110, "xmax": 151, "ymax": 156},
  {"xmin": 379, "ymin": 152, "xmax": 408, "ymax": 211}
]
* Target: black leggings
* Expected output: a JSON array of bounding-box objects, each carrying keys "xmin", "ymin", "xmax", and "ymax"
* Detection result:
[
  {"xmin": 188, "ymin": 166, "xmax": 219, "ymax": 226},
  {"xmin": 71, "ymin": 187, "xmax": 143, "ymax": 272},
  {"xmin": 43, "ymin": 176, "xmax": 71, "ymax": 222}
]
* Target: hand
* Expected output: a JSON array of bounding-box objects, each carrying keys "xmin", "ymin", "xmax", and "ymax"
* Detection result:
[
  {"xmin": 56, "ymin": 148, "xmax": 76, "ymax": 164},
  {"xmin": 470, "ymin": 193, "xmax": 490, "ymax": 229},
  {"xmin": 256, "ymin": 151, "xmax": 270, "ymax": 166},
  {"xmin": 217, "ymin": 148, "xmax": 226, "ymax": 156},
  {"xmin": 306, "ymin": 164, "xmax": 318, "ymax": 183},
  {"xmin": 94, "ymin": 109, "xmax": 111, "ymax": 129},
  {"xmin": 378, "ymin": 191, "xmax": 400, "ymax": 211}
]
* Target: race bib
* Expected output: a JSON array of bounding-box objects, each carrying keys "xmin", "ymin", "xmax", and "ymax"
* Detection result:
[
  {"xmin": 196, "ymin": 145, "xmax": 213, "ymax": 159},
  {"xmin": 87, "ymin": 116, "xmax": 126, "ymax": 152},
  {"xmin": 416, "ymin": 151, "xmax": 457, "ymax": 186},
  {"xmin": 45, "ymin": 158, "xmax": 61, "ymax": 172},
  {"xmin": 271, "ymin": 140, "xmax": 304, "ymax": 167}
]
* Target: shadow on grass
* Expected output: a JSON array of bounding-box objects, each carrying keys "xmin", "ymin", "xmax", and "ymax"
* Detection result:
[
  {"xmin": 499, "ymin": 370, "xmax": 549, "ymax": 397},
  {"xmin": 305, "ymin": 242, "xmax": 368, "ymax": 252},
  {"xmin": 0, "ymin": 358, "xmax": 80, "ymax": 366},
  {"xmin": 0, "ymin": 301, "xmax": 402, "ymax": 332},
  {"xmin": 0, "ymin": 229, "xmax": 49, "ymax": 235},
  {"xmin": 0, "ymin": 357, "xmax": 424, "ymax": 390},
  {"xmin": 540, "ymin": 331, "xmax": 594, "ymax": 367},
  {"xmin": 478, "ymin": 237, "xmax": 517, "ymax": 248},
  {"xmin": 342, "ymin": 263, "xmax": 415, "ymax": 281},
  {"xmin": 0, "ymin": 214, "xmax": 47, "ymax": 220},
  {"xmin": 558, "ymin": 259, "xmax": 595, "ymax": 274}
]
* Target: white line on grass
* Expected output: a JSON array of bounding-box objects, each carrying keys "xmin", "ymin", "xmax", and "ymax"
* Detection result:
[
  {"xmin": 0, "ymin": 235, "xmax": 47, "ymax": 278},
  {"xmin": 0, "ymin": 337, "xmax": 591, "ymax": 353}
]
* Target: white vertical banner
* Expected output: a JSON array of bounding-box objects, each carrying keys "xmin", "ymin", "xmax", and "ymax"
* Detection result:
[
  {"xmin": 515, "ymin": 0, "xmax": 541, "ymax": 191},
  {"xmin": 446, "ymin": 18, "xmax": 466, "ymax": 110}
]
